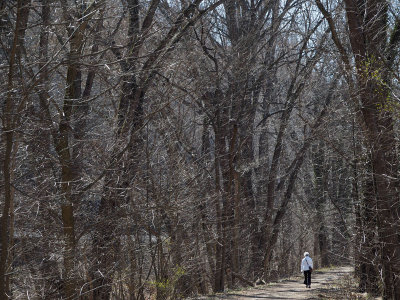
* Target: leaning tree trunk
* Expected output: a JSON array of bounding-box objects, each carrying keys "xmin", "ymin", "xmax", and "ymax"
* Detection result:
[{"xmin": 262, "ymin": 74, "xmax": 337, "ymax": 280}]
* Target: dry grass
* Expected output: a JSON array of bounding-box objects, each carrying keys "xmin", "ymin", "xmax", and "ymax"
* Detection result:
[{"xmin": 315, "ymin": 273, "xmax": 381, "ymax": 300}]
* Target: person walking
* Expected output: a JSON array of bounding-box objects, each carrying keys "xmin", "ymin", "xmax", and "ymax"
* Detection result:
[{"xmin": 301, "ymin": 252, "xmax": 313, "ymax": 288}]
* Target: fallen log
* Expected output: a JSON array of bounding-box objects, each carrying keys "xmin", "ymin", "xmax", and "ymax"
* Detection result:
[{"xmin": 230, "ymin": 270, "xmax": 255, "ymax": 287}]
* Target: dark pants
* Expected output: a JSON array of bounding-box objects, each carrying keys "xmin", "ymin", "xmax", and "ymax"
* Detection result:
[{"xmin": 303, "ymin": 270, "xmax": 311, "ymax": 286}]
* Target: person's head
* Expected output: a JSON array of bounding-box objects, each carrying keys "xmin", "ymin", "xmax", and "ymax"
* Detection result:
[{"xmin": 304, "ymin": 252, "xmax": 309, "ymax": 257}]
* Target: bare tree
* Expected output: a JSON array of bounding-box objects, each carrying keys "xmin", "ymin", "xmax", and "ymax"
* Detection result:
[
  {"xmin": 316, "ymin": 0, "xmax": 400, "ymax": 297},
  {"xmin": 0, "ymin": 0, "xmax": 31, "ymax": 297},
  {"xmin": 1, "ymin": 0, "xmax": 398, "ymax": 299}
]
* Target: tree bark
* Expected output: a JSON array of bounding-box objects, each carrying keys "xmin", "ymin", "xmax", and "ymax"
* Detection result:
[
  {"xmin": 213, "ymin": 100, "xmax": 227, "ymax": 293},
  {"xmin": 0, "ymin": 0, "xmax": 30, "ymax": 297}
]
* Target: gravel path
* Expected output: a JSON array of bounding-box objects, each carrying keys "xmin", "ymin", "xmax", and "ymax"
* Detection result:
[{"xmin": 195, "ymin": 266, "xmax": 356, "ymax": 300}]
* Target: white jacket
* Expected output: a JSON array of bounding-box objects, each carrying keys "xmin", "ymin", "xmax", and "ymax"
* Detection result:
[{"xmin": 301, "ymin": 256, "xmax": 313, "ymax": 272}]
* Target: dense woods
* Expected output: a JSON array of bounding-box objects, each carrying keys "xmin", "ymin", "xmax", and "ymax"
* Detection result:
[{"xmin": 0, "ymin": 0, "xmax": 399, "ymax": 299}]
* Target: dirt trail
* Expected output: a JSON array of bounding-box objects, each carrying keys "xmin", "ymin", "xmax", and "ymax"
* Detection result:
[{"xmin": 196, "ymin": 266, "xmax": 356, "ymax": 300}]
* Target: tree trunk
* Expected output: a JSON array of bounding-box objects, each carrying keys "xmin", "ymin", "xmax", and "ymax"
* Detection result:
[
  {"xmin": 343, "ymin": 1, "xmax": 400, "ymax": 296},
  {"xmin": 213, "ymin": 113, "xmax": 226, "ymax": 293},
  {"xmin": 312, "ymin": 142, "xmax": 329, "ymax": 268},
  {"xmin": 0, "ymin": 0, "xmax": 30, "ymax": 296},
  {"xmin": 317, "ymin": 0, "xmax": 400, "ymax": 296}
]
